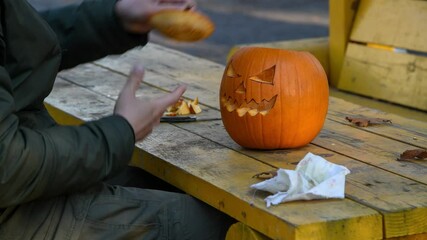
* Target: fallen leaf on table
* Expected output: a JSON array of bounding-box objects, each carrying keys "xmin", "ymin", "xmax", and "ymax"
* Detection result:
[
  {"xmin": 317, "ymin": 153, "xmax": 334, "ymax": 158},
  {"xmin": 252, "ymin": 170, "xmax": 278, "ymax": 179},
  {"xmin": 345, "ymin": 116, "xmax": 392, "ymax": 127},
  {"xmin": 397, "ymin": 149, "xmax": 427, "ymax": 161}
]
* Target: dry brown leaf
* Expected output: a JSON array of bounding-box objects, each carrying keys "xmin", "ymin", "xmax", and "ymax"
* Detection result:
[
  {"xmin": 252, "ymin": 170, "xmax": 278, "ymax": 179},
  {"xmin": 345, "ymin": 116, "xmax": 392, "ymax": 127},
  {"xmin": 397, "ymin": 149, "xmax": 427, "ymax": 161},
  {"xmin": 317, "ymin": 153, "xmax": 334, "ymax": 158}
]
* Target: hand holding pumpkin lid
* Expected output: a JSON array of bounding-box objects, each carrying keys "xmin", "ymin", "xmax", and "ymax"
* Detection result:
[{"xmin": 149, "ymin": 10, "xmax": 215, "ymax": 42}]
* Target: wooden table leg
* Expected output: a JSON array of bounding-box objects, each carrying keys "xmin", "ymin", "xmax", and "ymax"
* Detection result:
[
  {"xmin": 226, "ymin": 222, "xmax": 270, "ymax": 240},
  {"xmin": 386, "ymin": 233, "xmax": 427, "ymax": 240}
]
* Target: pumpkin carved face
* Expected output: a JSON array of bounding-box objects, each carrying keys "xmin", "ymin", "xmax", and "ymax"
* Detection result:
[
  {"xmin": 219, "ymin": 47, "xmax": 329, "ymax": 149},
  {"xmin": 221, "ymin": 64, "xmax": 278, "ymax": 117}
]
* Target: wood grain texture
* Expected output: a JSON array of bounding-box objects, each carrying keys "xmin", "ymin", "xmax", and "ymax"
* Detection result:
[
  {"xmin": 57, "ymin": 63, "xmax": 221, "ymax": 121},
  {"xmin": 328, "ymin": 0, "xmax": 359, "ymax": 86},
  {"xmin": 387, "ymin": 232, "xmax": 427, "ymax": 240},
  {"xmin": 175, "ymin": 119, "xmax": 427, "ymax": 238},
  {"xmin": 45, "ymin": 45, "xmax": 427, "ymax": 239},
  {"xmin": 315, "ymin": 120, "xmax": 427, "ymax": 182},
  {"xmin": 226, "ymin": 222, "xmax": 269, "ymax": 240},
  {"xmin": 338, "ymin": 43, "xmax": 427, "ymax": 111},
  {"xmin": 46, "ymin": 77, "xmax": 381, "ymax": 240},
  {"xmin": 351, "ymin": 0, "xmax": 427, "ymax": 53},
  {"xmin": 134, "ymin": 123, "xmax": 382, "ymax": 240},
  {"xmin": 93, "ymin": 45, "xmax": 426, "ymax": 237},
  {"xmin": 327, "ymin": 97, "xmax": 427, "ymax": 150},
  {"xmin": 95, "ymin": 45, "xmax": 427, "ymax": 181},
  {"xmin": 95, "ymin": 44, "xmax": 225, "ymax": 110}
]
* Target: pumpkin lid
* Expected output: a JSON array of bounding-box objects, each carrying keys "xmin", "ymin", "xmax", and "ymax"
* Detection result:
[{"xmin": 149, "ymin": 10, "xmax": 215, "ymax": 42}]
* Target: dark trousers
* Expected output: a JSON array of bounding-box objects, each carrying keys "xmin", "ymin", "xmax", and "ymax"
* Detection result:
[{"xmin": 0, "ymin": 167, "xmax": 235, "ymax": 239}]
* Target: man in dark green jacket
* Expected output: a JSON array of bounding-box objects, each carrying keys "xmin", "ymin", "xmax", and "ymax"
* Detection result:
[{"xmin": 0, "ymin": 0, "xmax": 232, "ymax": 239}]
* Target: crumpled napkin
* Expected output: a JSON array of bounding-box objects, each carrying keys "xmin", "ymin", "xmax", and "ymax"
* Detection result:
[{"xmin": 251, "ymin": 152, "xmax": 350, "ymax": 207}]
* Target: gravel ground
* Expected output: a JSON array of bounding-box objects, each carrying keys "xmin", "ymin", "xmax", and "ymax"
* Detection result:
[
  {"xmin": 29, "ymin": 0, "xmax": 329, "ymax": 64},
  {"xmin": 24, "ymin": 1, "xmax": 427, "ymax": 124}
]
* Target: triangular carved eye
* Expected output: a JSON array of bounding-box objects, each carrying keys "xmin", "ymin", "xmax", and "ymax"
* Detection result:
[
  {"xmin": 226, "ymin": 64, "xmax": 240, "ymax": 78},
  {"xmin": 249, "ymin": 65, "xmax": 275, "ymax": 85},
  {"xmin": 235, "ymin": 82, "xmax": 246, "ymax": 94}
]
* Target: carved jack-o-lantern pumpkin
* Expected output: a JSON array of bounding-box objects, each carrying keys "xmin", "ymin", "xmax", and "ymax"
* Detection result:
[{"xmin": 219, "ymin": 47, "xmax": 329, "ymax": 149}]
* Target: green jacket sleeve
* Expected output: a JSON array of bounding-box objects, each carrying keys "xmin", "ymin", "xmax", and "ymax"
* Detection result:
[
  {"xmin": 40, "ymin": 0, "xmax": 148, "ymax": 70},
  {"xmin": 0, "ymin": 0, "xmax": 138, "ymax": 208},
  {"xmin": 0, "ymin": 66, "xmax": 136, "ymax": 207}
]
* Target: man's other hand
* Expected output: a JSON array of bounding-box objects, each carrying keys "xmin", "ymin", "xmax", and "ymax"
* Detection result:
[{"xmin": 114, "ymin": 65, "xmax": 186, "ymax": 141}]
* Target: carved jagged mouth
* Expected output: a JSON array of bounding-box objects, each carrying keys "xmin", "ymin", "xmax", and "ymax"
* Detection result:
[{"xmin": 221, "ymin": 95, "xmax": 277, "ymax": 117}]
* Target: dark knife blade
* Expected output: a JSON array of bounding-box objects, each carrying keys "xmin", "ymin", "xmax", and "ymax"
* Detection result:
[{"xmin": 160, "ymin": 116, "xmax": 197, "ymax": 122}]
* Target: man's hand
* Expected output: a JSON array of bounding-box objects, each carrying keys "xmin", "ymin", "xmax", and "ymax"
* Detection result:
[
  {"xmin": 115, "ymin": 0, "xmax": 196, "ymax": 33},
  {"xmin": 114, "ymin": 65, "xmax": 186, "ymax": 141}
]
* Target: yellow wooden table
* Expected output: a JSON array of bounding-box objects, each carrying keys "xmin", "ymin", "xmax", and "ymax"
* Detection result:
[{"xmin": 45, "ymin": 44, "xmax": 427, "ymax": 240}]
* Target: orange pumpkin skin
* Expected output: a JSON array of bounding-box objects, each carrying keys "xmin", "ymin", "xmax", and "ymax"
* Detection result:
[{"xmin": 219, "ymin": 47, "xmax": 329, "ymax": 149}]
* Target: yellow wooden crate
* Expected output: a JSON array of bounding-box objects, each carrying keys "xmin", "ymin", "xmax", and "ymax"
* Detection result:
[
  {"xmin": 337, "ymin": 0, "xmax": 427, "ymax": 111},
  {"xmin": 228, "ymin": 0, "xmax": 427, "ymax": 111}
]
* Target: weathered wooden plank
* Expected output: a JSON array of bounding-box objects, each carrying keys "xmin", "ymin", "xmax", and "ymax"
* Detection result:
[
  {"xmin": 44, "ymin": 103, "xmax": 83, "ymax": 126},
  {"xmin": 57, "ymin": 63, "xmax": 221, "ymax": 121},
  {"xmin": 46, "ymin": 78, "xmax": 382, "ymax": 240},
  {"xmin": 316, "ymin": 120, "xmax": 427, "ymax": 178},
  {"xmin": 327, "ymin": 97, "xmax": 427, "ymax": 149},
  {"xmin": 338, "ymin": 43, "xmax": 427, "ymax": 111},
  {"xmin": 328, "ymin": 0, "xmax": 359, "ymax": 86},
  {"xmin": 387, "ymin": 232, "xmax": 427, "ymax": 240},
  {"xmin": 98, "ymin": 45, "xmax": 427, "ymax": 125},
  {"xmin": 101, "ymin": 45, "xmax": 427, "ymax": 129},
  {"xmin": 94, "ymin": 44, "xmax": 225, "ymax": 110},
  {"xmin": 351, "ymin": 0, "xmax": 427, "ymax": 53},
  {"xmin": 330, "ymin": 88, "xmax": 427, "ymax": 123},
  {"xmin": 226, "ymin": 222, "xmax": 269, "ymax": 240},
  {"xmin": 50, "ymin": 46, "xmax": 427, "ymax": 238},
  {"xmin": 176, "ymin": 119, "xmax": 427, "ymax": 238},
  {"xmin": 95, "ymin": 45, "xmax": 427, "ymax": 159},
  {"xmin": 91, "ymin": 46, "xmax": 427, "ymax": 179},
  {"xmin": 133, "ymin": 125, "xmax": 382, "ymax": 240},
  {"xmin": 45, "ymin": 79, "xmax": 114, "ymax": 122}
]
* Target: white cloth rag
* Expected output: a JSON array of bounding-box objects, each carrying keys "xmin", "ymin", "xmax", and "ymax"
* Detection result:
[{"xmin": 251, "ymin": 152, "xmax": 350, "ymax": 207}]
